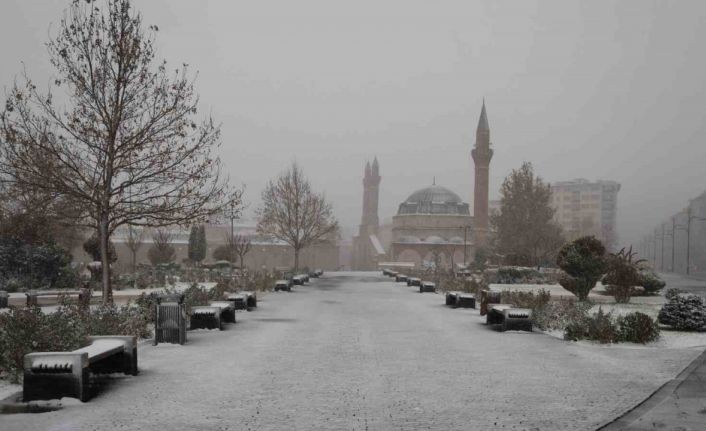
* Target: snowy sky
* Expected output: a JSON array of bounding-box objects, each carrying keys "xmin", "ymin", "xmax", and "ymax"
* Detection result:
[{"xmin": 1, "ymin": 0, "xmax": 706, "ymax": 245}]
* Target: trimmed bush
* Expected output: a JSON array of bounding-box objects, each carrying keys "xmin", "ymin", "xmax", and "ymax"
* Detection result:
[
  {"xmin": 565, "ymin": 308, "xmax": 660, "ymax": 344},
  {"xmin": 639, "ymin": 271, "xmax": 666, "ymax": 296},
  {"xmin": 617, "ymin": 312, "xmax": 660, "ymax": 343},
  {"xmin": 556, "ymin": 236, "xmax": 607, "ymax": 301},
  {"xmin": 0, "ymin": 296, "xmax": 153, "ymax": 383},
  {"xmin": 532, "ymin": 299, "xmax": 592, "ymax": 331},
  {"xmin": 658, "ymin": 293, "xmax": 706, "ymax": 331}
]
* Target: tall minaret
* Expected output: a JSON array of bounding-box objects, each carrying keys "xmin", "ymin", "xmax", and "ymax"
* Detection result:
[
  {"xmin": 361, "ymin": 158, "xmax": 380, "ymax": 230},
  {"xmin": 471, "ymin": 100, "xmax": 493, "ymax": 247},
  {"xmin": 354, "ymin": 158, "xmax": 381, "ymax": 270}
]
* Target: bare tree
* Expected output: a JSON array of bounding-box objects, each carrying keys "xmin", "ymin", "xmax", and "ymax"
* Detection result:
[
  {"xmin": 125, "ymin": 226, "xmax": 144, "ymax": 273},
  {"xmin": 212, "ymin": 233, "xmax": 250, "ymax": 268},
  {"xmin": 0, "ymin": 0, "xmax": 240, "ymax": 303},
  {"xmin": 147, "ymin": 228, "xmax": 175, "ymax": 266},
  {"xmin": 257, "ymin": 162, "xmax": 339, "ymax": 271},
  {"xmin": 232, "ymin": 234, "xmax": 252, "ymax": 269}
]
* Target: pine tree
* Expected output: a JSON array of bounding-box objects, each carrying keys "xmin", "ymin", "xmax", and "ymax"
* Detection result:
[
  {"xmin": 187, "ymin": 225, "xmax": 199, "ymax": 264},
  {"xmin": 196, "ymin": 225, "xmax": 207, "ymax": 263}
]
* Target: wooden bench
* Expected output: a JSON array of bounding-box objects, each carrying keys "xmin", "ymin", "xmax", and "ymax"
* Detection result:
[
  {"xmin": 486, "ymin": 304, "xmax": 533, "ymax": 332},
  {"xmin": 419, "ymin": 281, "xmax": 436, "ymax": 293},
  {"xmin": 23, "ymin": 335, "xmax": 137, "ymax": 402},
  {"xmin": 407, "ymin": 277, "xmax": 421, "ymax": 287},
  {"xmin": 190, "ymin": 302, "xmax": 235, "ymax": 330},
  {"xmin": 226, "ymin": 293, "xmax": 249, "ymax": 311},
  {"xmin": 0, "ymin": 290, "xmax": 7, "ymax": 308},
  {"xmin": 445, "ymin": 291, "xmax": 460, "ymax": 306},
  {"xmin": 274, "ymin": 280, "xmax": 292, "ymax": 292},
  {"xmin": 154, "ymin": 294, "xmax": 187, "ymax": 345},
  {"xmin": 241, "ymin": 291, "xmax": 257, "ymax": 308},
  {"xmin": 25, "ymin": 288, "xmax": 92, "ymax": 307},
  {"xmin": 445, "ymin": 292, "xmax": 476, "ymax": 308}
]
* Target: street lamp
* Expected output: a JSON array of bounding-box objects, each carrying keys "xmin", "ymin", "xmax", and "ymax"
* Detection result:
[
  {"xmin": 672, "ymin": 206, "xmax": 706, "ymax": 275},
  {"xmin": 460, "ymin": 224, "xmax": 472, "ymax": 269},
  {"xmin": 685, "ymin": 206, "xmax": 706, "ymax": 276}
]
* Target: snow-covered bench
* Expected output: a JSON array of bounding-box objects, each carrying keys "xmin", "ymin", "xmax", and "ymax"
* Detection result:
[
  {"xmin": 486, "ymin": 304, "xmax": 533, "ymax": 332},
  {"xmin": 241, "ymin": 291, "xmax": 257, "ymax": 308},
  {"xmin": 446, "ymin": 291, "xmax": 460, "ymax": 306},
  {"xmin": 445, "ymin": 292, "xmax": 476, "ymax": 308},
  {"xmin": 293, "ymin": 274, "xmax": 309, "ymax": 285},
  {"xmin": 419, "ymin": 281, "xmax": 436, "ymax": 293},
  {"xmin": 274, "ymin": 280, "xmax": 292, "ymax": 292},
  {"xmin": 23, "ymin": 335, "xmax": 137, "ymax": 402},
  {"xmin": 25, "ymin": 288, "xmax": 91, "ymax": 307},
  {"xmin": 407, "ymin": 277, "xmax": 421, "ymax": 287},
  {"xmin": 190, "ymin": 302, "xmax": 235, "ymax": 330},
  {"xmin": 226, "ymin": 293, "xmax": 249, "ymax": 311}
]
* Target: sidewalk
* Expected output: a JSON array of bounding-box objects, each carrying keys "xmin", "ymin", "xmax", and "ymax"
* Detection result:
[{"xmin": 599, "ymin": 347, "xmax": 706, "ymax": 430}]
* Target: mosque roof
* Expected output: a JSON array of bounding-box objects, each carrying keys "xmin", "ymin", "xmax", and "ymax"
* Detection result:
[{"xmin": 397, "ymin": 185, "xmax": 470, "ymax": 216}]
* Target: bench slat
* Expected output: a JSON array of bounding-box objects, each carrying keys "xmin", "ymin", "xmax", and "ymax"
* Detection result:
[{"xmin": 74, "ymin": 339, "xmax": 125, "ymax": 362}]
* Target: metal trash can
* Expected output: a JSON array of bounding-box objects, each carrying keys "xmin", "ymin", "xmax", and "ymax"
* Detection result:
[{"xmin": 154, "ymin": 293, "xmax": 187, "ymax": 345}]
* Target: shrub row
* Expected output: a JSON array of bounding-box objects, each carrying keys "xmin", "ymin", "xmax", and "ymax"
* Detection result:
[
  {"xmin": 564, "ymin": 308, "xmax": 660, "ymax": 344},
  {"xmin": 0, "ymin": 301, "xmax": 151, "ymax": 383}
]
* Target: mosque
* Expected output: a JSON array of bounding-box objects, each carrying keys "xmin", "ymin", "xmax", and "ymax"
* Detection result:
[{"xmin": 352, "ymin": 101, "xmax": 494, "ymax": 270}]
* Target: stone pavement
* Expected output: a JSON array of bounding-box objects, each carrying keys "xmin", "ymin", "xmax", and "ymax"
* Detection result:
[{"xmin": 2, "ymin": 272, "xmax": 702, "ymax": 431}]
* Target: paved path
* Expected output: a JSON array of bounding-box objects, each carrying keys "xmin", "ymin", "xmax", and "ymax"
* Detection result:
[
  {"xmin": 600, "ymin": 348, "xmax": 706, "ymax": 431},
  {"xmin": 3, "ymin": 272, "xmax": 702, "ymax": 430}
]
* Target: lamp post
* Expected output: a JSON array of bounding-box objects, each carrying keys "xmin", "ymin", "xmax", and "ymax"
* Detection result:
[
  {"xmin": 653, "ymin": 230, "xmax": 658, "ymax": 269},
  {"xmin": 671, "ymin": 217, "xmax": 676, "ymax": 272},
  {"xmin": 685, "ymin": 206, "xmax": 706, "ymax": 275},
  {"xmin": 660, "ymin": 223, "xmax": 666, "ymax": 272},
  {"xmin": 460, "ymin": 224, "xmax": 471, "ymax": 269}
]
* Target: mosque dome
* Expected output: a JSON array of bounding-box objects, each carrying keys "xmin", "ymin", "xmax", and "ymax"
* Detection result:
[{"xmin": 397, "ymin": 185, "xmax": 470, "ymax": 216}]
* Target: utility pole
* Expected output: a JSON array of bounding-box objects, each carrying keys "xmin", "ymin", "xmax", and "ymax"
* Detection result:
[
  {"xmin": 653, "ymin": 231, "xmax": 658, "ymax": 269},
  {"xmin": 683, "ymin": 205, "xmax": 706, "ymax": 276},
  {"xmin": 661, "ymin": 223, "xmax": 665, "ymax": 272},
  {"xmin": 671, "ymin": 216, "xmax": 677, "ymax": 272}
]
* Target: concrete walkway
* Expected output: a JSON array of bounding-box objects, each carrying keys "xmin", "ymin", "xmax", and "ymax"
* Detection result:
[
  {"xmin": 2, "ymin": 272, "xmax": 702, "ymax": 430},
  {"xmin": 599, "ymin": 348, "xmax": 706, "ymax": 431}
]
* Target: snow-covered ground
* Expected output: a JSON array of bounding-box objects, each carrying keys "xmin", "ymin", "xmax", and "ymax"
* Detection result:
[{"xmin": 1, "ymin": 272, "xmax": 702, "ymax": 430}]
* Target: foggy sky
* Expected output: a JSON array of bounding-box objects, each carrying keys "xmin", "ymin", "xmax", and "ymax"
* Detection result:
[{"xmin": 2, "ymin": 0, "xmax": 705, "ymax": 246}]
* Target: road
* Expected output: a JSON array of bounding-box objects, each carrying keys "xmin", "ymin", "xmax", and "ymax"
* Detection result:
[
  {"xmin": 658, "ymin": 272, "xmax": 706, "ymax": 298},
  {"xmin": 3, "ymin": 272, "xmax": 701, "ymax": 430}
]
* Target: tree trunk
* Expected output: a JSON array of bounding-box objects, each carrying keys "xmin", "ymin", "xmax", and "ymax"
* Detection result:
[
  {"xmin": 294, "ymin": 248, "xmax": 300, "ymax": 272},
  {"xmin": 99, "ymin": 214, "xmax": 112, "ymax": 305}
]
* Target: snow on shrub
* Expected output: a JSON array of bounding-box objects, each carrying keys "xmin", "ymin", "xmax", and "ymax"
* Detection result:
[{"xmin": 658, "ymin": 292, "xmax": 706, "ymax": 331}]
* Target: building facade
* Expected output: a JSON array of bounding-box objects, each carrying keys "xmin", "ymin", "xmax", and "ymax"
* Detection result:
[
  {"xmin": 550, "ymin": 179, "xmax": 620, "ymax": 249},
  {"xmin": 390, "ymin": 184, "xmax": 474, "ymax": 269},
  {"xmin": 71, "ymin": 221, "xmax": 340, "ymax": 273}
]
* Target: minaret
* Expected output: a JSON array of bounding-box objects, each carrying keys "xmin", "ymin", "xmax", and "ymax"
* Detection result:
[
  {"xmin": 471, "ymin": 100, "xmax": 493, "ymax": 247},
  {"xmin": 354, "ymin": 158, "xmax": 381, "ymax": 270}
]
